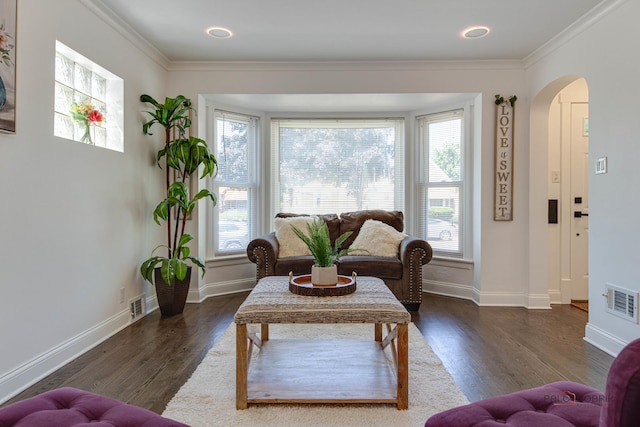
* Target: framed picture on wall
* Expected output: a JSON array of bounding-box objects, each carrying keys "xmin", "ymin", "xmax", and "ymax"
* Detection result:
[{"xmin": 0, "ymin": 0, "xmax": 17, "ymax": 134}]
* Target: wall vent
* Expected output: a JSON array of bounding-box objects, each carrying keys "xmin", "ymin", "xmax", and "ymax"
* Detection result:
[
  {"xmin": 605, "ymin": 284, "xmax": 638, "ymax": 323},
  {"xmin": 129, "ymin": 296, "xmax": 145, "ymax": 322}
]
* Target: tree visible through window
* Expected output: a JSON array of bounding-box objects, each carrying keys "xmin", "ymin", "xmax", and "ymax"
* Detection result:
[
  {"xmin": 271, "ymin": 119, "xmax": 404, "ymax": 214},
  {"xmin": 418, "ymin": 110, "xmax": 464, "ymax": 256},
  {"xmin": 212, "ymin": 110, "xmax": 258, "ymax": 255}
]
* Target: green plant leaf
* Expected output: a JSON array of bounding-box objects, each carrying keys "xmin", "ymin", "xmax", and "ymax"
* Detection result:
[
  {"xmin": 173, "ymin": 259, "xmax": 188, "ymax": 281},
  {"xmin": 290, "ymin": 217, "xmax": 351, "ymax": 267},
  {"xmin": 140, "ymin": 94, "xmax": 159, "ymax": 106},
  {"xmin": 192, "ymin": 189, "xmax": 216, "ymax": 203},
  {"xmin": 160, "ymin": 259, "xmax": 174, "ymax": 284},
  {"xmin": 178, "ymin": 233, "xmax": 194, "ymax": 247},
  {"xmin": 168, "ymin": 181, "xmax": 189, "ymax": 200},
  {"xmin": 334, "ymin": 231, "xmax": 353, "ymax": 252},
  {"xmin": 186, "ymin": 256, "xmax": 207, "ymax": 277},
  {"xmin": 180, "ymin": 246, "xmax": 191, "ymax": 258},
  {"xmin": 140, "ymin": 256, "xmax": 162, "ymax": 283},
  {"xmin": 152, "ymin": 200, "xmax": 170, "ymax": 224}
]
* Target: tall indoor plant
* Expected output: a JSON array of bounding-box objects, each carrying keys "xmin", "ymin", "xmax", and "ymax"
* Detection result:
[{"xmin": 139, "ymin": 94, "xmax": 218, "ymax": 316}]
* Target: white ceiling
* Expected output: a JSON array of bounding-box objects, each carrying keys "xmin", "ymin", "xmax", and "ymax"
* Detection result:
[{"xmin": 95, "ymin": 0, "xmax": 605, "ymax": 63}]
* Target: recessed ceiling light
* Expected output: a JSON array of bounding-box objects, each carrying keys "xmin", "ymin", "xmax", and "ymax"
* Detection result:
[
  {"xmin": 462, "ymin": 26, "xmax": 490, "ymax": 39},
  {"xmin": 206, "ymin": 27, "xmax": 233, "ymax": 39}
]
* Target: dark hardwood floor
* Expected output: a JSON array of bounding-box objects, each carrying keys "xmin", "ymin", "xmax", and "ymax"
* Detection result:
[{"xmin": 4, "ymin": 292, "xmax": 613, "ymax": 414}]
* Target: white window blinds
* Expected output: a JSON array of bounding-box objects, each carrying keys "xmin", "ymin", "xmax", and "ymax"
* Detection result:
[
  {"xmin": 270, "ymin": 118, "xmax": 405, "ymax": 216},
  {"xmin": 417, "ymin": 110, "xmax": 464, "ymax": 257},
  {"xmin": 212, "ymin": 110, "xmax": 258, "ymax": 255}
]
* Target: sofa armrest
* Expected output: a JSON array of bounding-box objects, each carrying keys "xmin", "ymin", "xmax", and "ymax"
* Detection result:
[
  {"xmin": 247, "ymin": 232, "xmax": 280, "ymax": 281},
  {"xmin": 398, "ymin": 236, "xmax": 433, "ymax": 306},
  {"xmin": 399, "ymin": 236, "xmax": 433, "ymax": 265}
]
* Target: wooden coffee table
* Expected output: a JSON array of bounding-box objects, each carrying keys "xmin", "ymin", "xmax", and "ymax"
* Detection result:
[{"xmin": 234, "ymin": 275, "xmax": 411, "ymax": 409}]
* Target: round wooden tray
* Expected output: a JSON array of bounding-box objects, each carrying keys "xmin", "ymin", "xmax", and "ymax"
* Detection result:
[{"xmin": 289, "ymin": 274, "xmax": 357, "ymax": 296}]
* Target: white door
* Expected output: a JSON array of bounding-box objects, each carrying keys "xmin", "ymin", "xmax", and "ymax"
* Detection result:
[{"xmin": 570, "ymin": 103, "xmax": 589, "ymax": 301}]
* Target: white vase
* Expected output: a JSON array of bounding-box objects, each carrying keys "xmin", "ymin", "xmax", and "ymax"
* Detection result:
[{"xmin": 311, "ymin": 264, "xmax": 338, "ymax": 286}]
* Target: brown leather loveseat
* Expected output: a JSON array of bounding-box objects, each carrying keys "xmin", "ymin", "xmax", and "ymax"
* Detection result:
[{"xmin": 246, "ymin": 210, "xmax": 433, "ymax": 310}]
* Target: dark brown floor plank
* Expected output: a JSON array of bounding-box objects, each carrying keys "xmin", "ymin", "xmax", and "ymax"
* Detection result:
[{"xmin": 4, "ymin": 292, "xmax": 613, "ymax": 414}]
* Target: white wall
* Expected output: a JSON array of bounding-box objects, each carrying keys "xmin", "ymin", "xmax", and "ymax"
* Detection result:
[
  {"xmin": 527, "ymin": 0, "xmax": 640, "ymax": 355},
  {"xmin": 0, "ymin": 0, "xmax": 167, "ymax": 402}
]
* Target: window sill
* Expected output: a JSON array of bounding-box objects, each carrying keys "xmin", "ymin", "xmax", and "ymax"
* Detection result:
[
  {"xmin": 429, "ymin": 256, "xmax": 474, "ymax": 270},
  {"xmin": 206, "ymin": 253, "xmax": 250, "ymax": 268}
]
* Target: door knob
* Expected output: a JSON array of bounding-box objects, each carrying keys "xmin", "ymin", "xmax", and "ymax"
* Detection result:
[{"xmin": 574, "ymin": 211, "xmax": 589, "ymax": 218}]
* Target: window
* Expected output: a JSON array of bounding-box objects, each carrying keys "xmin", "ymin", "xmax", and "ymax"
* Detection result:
[
  {"xmin": 54, "ymin": 41, "xmax": 123, "ymax": 152},
  {"xmin": 417, "ymin": 109, "xmax": 465, "ymax": 257},
  {"xmin": 271, "ymin": 118, "xmax": 404, "ymax": 215},
  {"xmin": 212, "ymin": 110, "xmax": 258, "ymax": 256}
]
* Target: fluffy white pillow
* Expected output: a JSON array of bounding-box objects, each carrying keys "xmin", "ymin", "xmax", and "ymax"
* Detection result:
[
  {"xmin": 274, "ymin": 216, "xmax": 317, "ymax": 258},
  {"xmin": 349, "ymin": 219, "xmax": 407, "ymax": 258}
]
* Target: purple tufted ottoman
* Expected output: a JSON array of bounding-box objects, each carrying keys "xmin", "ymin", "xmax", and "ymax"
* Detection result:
[
  {"xmin": 0, "ymin": 387, "xmax": 189, "ymax": 426},
  {"xmin": 425, "ymin": 381, "xmax": 604, "ymax": 426},
  {"xmin": 425, "ymin": 338, "xmax": 640, "ymax": 427}
]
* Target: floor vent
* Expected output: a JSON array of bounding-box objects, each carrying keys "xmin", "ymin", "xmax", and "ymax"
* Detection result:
[
  {"xmin": 605, "ymin": 284, "xmax": 638, "ymax": 323},
  {"xmin": 129, "ymin": 296, "xmax": 145, "ymax": 322}
]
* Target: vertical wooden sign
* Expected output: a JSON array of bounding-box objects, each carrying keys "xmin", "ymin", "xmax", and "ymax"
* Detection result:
[{"xmin": 494, "ymin": 95, "xmax": 516, "ymax": 221}]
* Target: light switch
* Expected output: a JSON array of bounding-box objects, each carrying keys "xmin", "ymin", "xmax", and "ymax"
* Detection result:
[{"xmin": 595, "ymin": 157, "xmax": 607, "ymax": 174}]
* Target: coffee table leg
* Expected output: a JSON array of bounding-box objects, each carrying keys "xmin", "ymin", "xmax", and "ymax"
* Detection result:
[
  {"xmin": 261, "ymin": 323, "xmax": 269, "ymax": 342},
  {"xmin": 375, "ymin": 323, "xmax": 382, "ymax": 342},
  {"xmin": 397, "ymin": 323, "xmax": 408, "ymax": 410},
  {"xmin": 236, "ymin": 323, "xmax": 248, "ymax": 409}
]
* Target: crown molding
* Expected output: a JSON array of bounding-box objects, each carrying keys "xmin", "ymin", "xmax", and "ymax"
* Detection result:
[
  {"xmin": 524, "ymin": 0, "xmax": 628, "ymax": 68},
  {"xmin": 81, "ymin": 0, "xmax": 171, "ymax": 70},
  {"xmin": 166, "ymin": 59, "xmax": 525, "ymax": 73}
]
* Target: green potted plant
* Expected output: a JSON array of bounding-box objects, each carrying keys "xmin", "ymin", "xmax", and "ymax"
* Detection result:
[
  {"xmin": 290, "ymin": 217, "xmax": 355, "ymax": 285},
  {"xmin": 139, "ymin": 94, "xmax": 218, "ymax": 316}
]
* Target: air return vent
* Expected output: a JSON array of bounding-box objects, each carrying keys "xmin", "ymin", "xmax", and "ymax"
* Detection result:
[
  {"xmin": 605, "ymin": 284, "xmax": 638, "ymax": 323},
  {"xmin": 129, "ymin": 296, "xmax": 145, "ymax": 322}
]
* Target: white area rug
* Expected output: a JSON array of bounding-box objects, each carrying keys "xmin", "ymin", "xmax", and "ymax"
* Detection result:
[{"xmin": 163, "ymin": 323, "xmax": 468, "ymax": 427}]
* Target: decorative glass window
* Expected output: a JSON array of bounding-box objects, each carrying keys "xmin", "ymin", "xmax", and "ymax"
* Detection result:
[{"xmin": 54, "ymin": 41, "xmax": 123, "ymax": 152}]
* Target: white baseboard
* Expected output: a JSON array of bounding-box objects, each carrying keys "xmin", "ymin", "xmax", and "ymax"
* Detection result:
[
  {"xmin": 423, "ymin": 280, "xmax": 475, "ymax": 301},
  {"xmin": 548, "ymin": 289, "xmax": 563, "ymax": 305},
  {"xmin": 193, "ymin": 278, "xmax": 256, "ymax": 302},
  {"xmin": 472, "ymin": 288, "xmax": 525, "ymax": 306},
  {"xmin": 146, "ymin": 278, "xmax": 255, "ymax": 306},
  {"xmin": 584, "ymin": 322, "xmax": 627, "ymax": 357},
  {"xmin": 471, "ymin": 289, "xmax": 551, "ymax": 308},
  {"xmin": 527, "ymin": 293, "xmax": 552, "ymax": 309},
  {"xmin": 0, "ymin": 309, "xmax": 132, "ymax": 405}
]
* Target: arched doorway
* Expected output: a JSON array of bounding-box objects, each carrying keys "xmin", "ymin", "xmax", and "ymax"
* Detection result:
[{"xmin": 529, "ymin": 75, "xmax": 589, "ymax": 310}]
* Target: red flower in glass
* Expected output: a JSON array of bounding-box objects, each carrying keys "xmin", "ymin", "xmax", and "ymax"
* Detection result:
[{"xmin": 88, "ymin": 110, "xmax": 103, "ymax": 124}]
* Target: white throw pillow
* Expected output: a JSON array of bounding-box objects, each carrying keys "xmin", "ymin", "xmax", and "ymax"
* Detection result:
[
  {"xmin": 349, "ymin": 219, "xmax": 407, "ymax": 258},
  {"xmin": 274, "ymin": 216, "xmax": 317, "ymax": 258}
]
